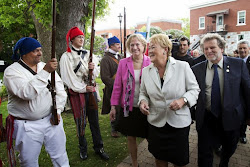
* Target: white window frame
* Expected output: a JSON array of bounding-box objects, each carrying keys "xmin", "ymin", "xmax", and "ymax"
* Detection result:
[
  {"xmin": 237, "ymin": 10, "xmax": 246, "ymax": 26},
  {"xmin": 199, "ymin": 17, "xmax": 205, "ymax": 29},
  {"xmin": 238, "ymin": 34, "xmax": 244, "ymax": 41}
]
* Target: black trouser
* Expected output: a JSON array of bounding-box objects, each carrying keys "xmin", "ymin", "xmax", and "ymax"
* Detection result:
[
  {"xmin": 198, "ymin": 111, "xmax": 240, "ymax": 167},
  {"xmin": 240, "ymin": 123, "xmax": 247, "ymax": 138},
  {"xmin": 79, "ymin": 92, "xmax": 103, "ymax": 153}
]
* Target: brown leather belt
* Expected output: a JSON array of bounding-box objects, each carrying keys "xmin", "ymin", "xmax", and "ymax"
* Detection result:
[{"xmin": 14, "ymin": 117, "xmax": 45, "ymax": 121}]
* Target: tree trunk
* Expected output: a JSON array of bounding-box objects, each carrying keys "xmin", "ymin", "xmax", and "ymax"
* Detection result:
[
  {"xmin": 30, "ymin": 0, "xmax": 91, "ymax": 63},
  {"xmin": 30, "ymin": 10, "xmax": 52, "ymax": 62},
  {"xmin": 56, "ymin": 0, "xmax": 91, "ymax": 60}
]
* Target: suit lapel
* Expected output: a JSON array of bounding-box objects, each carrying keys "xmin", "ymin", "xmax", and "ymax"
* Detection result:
[
  {"xmin": 148, "ymin": 64, "xmax": 162, "ymax": 90},
  {"xmin": 163, "ymin": 58, "xmax": 175, "ymax": 86},
  {"xmin": 223, "ymin": 56, "xmax": 230, "ymax": 106},
  {"xmin": 199, "ymin": 61, "xmax": 207, "ymax": 102},
  {"xmin": 246, "ymin": 56, "xmax": 250, "ymax": 73}
]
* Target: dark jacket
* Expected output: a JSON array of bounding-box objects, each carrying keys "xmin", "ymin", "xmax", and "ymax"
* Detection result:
[
  {"xmin": 191, "ymin": 56, "xmax": 250, "ymax": 131},
  {"xmin": 100, "ymin": 51, "xmax": 122, "ymax": 114}
]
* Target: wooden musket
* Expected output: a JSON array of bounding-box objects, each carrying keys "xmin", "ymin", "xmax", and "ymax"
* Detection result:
[
  {"xmin": 0, "ymin": 114, "xmax": 6, "ymax": 143},
  {"xmin": 123, "ymin": 7, "xmax": 127, "ymax": 58},
  {"xmin": 50, "ymin": 0, "xmax": 59, "ymax": 125},
  {"xmin": 88, "ymin": 0, "xmax": 98, "ymax": 110}
]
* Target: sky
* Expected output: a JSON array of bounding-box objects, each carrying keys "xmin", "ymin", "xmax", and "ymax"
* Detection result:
[{"xmin": 95, "ymin": 0, "xmax": 209, "ymax": 30}]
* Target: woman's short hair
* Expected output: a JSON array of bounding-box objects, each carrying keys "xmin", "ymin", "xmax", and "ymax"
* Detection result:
[
  {"xmin": 200, "ymin": 33, "xmax": 226, "ymax": 52},
  {"xmin": 149, "ymin": 34, "xmax": 172, "ymax": 57},
  {"xmin": 126, "ymin": 34, "xmax": 147, "ymax": 53}
]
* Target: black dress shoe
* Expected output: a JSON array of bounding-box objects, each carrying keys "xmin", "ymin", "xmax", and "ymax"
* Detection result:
[
  {"xmin": 80, "ymin": 151, "xmax": 88, "ymax": 160},
  {"xmin": 239, "ymin": 137, "xmax": 247, "ymax": 144},
  {"xmin": 95, "ymin": 148, "xmax": 109, "ymax": 160}
]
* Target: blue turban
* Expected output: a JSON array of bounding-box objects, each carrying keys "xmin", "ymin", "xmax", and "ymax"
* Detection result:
[
  {"xmin": 108, "ymin": 36, "xmax": 120, "ymax": 46},
  {"xmin": 12, "ymin": 37, "xmax": 42, "ymax": 61}
]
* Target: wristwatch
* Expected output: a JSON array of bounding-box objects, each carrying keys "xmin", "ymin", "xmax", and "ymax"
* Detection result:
[{"xmin": 183, "ymin": 97, "xmax": 188, "ymax": 105}]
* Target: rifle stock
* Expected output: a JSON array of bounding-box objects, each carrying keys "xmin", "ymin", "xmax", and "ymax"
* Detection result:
[
  {"xmin": 0, "ymin": 114, "xmax": 6, "ymax": 142},
  {"xmin": 51, "ymin": 0, "xmax": 59, "ymax": 125},
  {"xmin": 88, "ymin": 0, "xmax": 98, "ymax": 110}
]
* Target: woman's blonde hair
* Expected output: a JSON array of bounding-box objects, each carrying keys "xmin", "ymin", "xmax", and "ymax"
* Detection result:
[
  {"xmin": 126, "ymin": 34, "xmax": 147, "ymax": 53},
  {"xmin": 149, "ymin": 34, "xmax": 172, "ymax": 57}
]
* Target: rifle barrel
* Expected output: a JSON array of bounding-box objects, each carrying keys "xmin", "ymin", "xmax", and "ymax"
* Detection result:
[
  {"xmin": 123, "ymin": 7, "xmax": 126, "ymax": 58},
  {"xmin": 88, "ymin": 0, "xmax": 98, "ymax": 111},
  {"xmin": 51, "ymin": 0, "xmax": 59, "ymax": 125}
]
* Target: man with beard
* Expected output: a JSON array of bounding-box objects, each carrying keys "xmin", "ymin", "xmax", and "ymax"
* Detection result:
[
  {"xmin": 172, "ymin": 36, "xmax": 194, "ymax": 66},
  {"xmin": 192, "ymin": 33, "xmax": 250, "ymax": 167}
]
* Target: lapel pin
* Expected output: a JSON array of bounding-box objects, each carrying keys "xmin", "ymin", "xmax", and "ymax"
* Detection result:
[{"xmin": 226, "ymin": 65, "xmax": 230, "ymax": 73}]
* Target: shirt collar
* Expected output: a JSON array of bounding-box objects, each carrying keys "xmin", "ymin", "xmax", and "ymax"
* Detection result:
[
  {"xmin": 108, "ymin": 48, "xmax": 119, "ymax": 55},
  {"xmin": 72, "ymin": 46, "xmax": 83, "ymax": 51},
  {"xmin": 242, "ymin": 55, "xmax": 250, "ymax": 63},
  {"xmin": 208, "ymin": 56, "xmax": 224, "ymax": 69}
]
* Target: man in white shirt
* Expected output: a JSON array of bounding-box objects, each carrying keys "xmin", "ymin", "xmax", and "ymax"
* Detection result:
[
  {"xmin": 4, "ymin": 37, "xmax": 69, "ymax": 167},
  {"xmin": 60, "ymin": 27, "xmax": 109, "ymax": 160},
  {"xmin": 237, "ymin": 40, "xmax": 250, "ymax": 144}
]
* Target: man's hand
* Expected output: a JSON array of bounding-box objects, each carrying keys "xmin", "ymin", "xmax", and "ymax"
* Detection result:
[
  {"xmin": 110, "ymin": 106, "xmax": 116, "ymax": 121},
  {"xmin": 88, "ymin": 62, "xmax": 95, "ymax": 70},
  {"xmin": 169, "ymin": 98, "xmax": 186, "ymax": 111},
  {"xmin": 44, "ymin": 58, "xmax": 58, "ymax": 73},
  {"xmin": 86, "ymin": 86, "xmax": 95, "ymax": 92},
  {"xmin": 140, "ymin": 100, "xmax": 150, "ymax": 115}
]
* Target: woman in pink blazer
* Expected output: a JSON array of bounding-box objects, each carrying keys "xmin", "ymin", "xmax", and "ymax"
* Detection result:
[{"xmin": 110, "ymin": 34, "xmax": 151, "ymax": 167}]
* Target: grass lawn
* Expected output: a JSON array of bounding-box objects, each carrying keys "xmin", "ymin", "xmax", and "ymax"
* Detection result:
[{"xmin": 0, "ymin": 75, "xmax": 140, "ymax": 167}]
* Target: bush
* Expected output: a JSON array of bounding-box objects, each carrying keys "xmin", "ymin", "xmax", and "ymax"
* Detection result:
[{"xmin": 0, "ymin": 85, "xmax": 7, "ymax": 98}]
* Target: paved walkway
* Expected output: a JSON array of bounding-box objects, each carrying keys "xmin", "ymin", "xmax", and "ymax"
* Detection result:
[{"xmin": 118, "ymin": 123, "xmax": 250, "ymax": 167}]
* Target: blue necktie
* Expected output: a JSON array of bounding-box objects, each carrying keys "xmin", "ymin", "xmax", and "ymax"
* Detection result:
[{"xmin": 211, "ymin": 64, "xmax": 221, "ymax": 118}]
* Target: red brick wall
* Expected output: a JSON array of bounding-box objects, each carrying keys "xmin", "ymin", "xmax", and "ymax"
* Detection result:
[
  {"xmin": 190, "ymin": 0, "xmax": 250, "ymax": 35},
  {"xmin": 96, "ymin": 29, "xmax": 134, "ymax": 39},
  {"xmin": 136, "ymin": 21, "xmax": 182, "ymax": 31}
]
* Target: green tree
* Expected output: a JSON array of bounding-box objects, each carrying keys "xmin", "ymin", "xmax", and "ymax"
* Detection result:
[
  {"xmin": 139, "ymin": 26, "xmax": 164, "ymax": 37},
  {"xmin": 0, "ymin": 0, "xmax": 111, "ymax": 62},
  {"xmin": 165, "ymin": 29, "xmax": 184, "ymax": 40},
  {"xmin": 0, "ymin": 0, "xmax": 36, "ymax": 64},
  {"xmin": 84, "ymin": 35, "xmax": 107, "ymax": 57},
  {"xmin": 180, "ymin": 17, "xmax": 190, "ymax": 38}
]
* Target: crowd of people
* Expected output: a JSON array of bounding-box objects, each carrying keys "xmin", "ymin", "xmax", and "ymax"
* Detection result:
[{"xmin": 2, "ymin": 26, "xmax": 250, "ymax": 167}]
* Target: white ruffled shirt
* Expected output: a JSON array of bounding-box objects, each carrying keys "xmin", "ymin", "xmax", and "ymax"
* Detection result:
[{"xmin": 60, "ymin": 47, "xmax": 100, "ymax": 93}]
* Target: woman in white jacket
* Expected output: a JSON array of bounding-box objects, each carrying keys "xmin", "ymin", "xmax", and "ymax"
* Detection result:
[{"xmin": 139, "ymin": 34, "xmax": 200, "ymax": 167}]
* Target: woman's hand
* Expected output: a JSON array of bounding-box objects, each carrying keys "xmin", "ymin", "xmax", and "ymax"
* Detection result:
[
  {"xmin": 110, "ymin": 106, "xmax": 116, "ymax": 121},
  {"xmin": 169, "ymin": 98, "xmax": 186, "ymax": 111},
  {"xmin": 140, "ymin": 100, "xmax": 150, "ymax": 115}
]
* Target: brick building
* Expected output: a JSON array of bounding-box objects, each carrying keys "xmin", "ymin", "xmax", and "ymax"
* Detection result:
[
  {"xmin": 135, "ymin": 19, "xmax": 182, "ymax": 31},
  {"xmin": 96, "ymin": 28, "xmax": 134, "ymax": 41},
  {"xmin": 190, "ymin": 0, "xmax": 250, "ymax": 55},
  {"xmin": 95, "ymin": 19, "xmax": 182, "ymax": 43}
]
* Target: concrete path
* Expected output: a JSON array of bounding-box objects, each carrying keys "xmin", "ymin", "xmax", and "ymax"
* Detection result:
[{"xmin": 118, "ymin": 123, "xmax": 250, "ymax": 167}]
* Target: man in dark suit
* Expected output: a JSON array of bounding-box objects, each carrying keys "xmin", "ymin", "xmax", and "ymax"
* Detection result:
[
  {"xmin": 192, "ymin": 33, "xmax": 250, "ymax": 167},
  {"xmin": 237, "ymin": 40, "xmax": 250, "ymax": 144}
]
